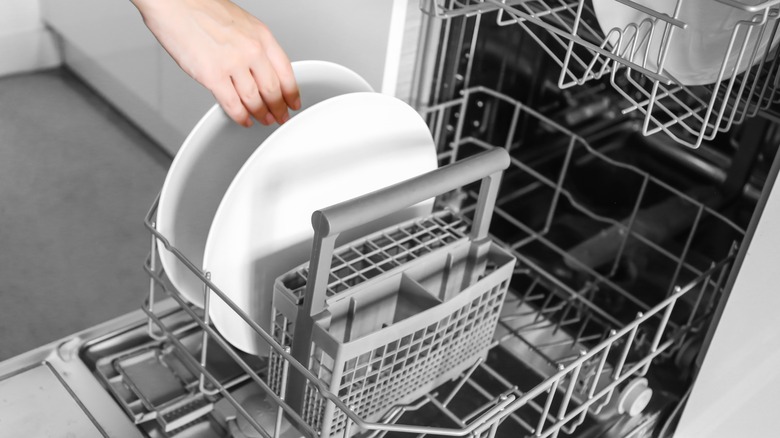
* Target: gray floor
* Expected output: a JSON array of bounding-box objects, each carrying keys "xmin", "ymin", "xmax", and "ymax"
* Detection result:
[{"xmin": 0, "ymin": 69, "xmax": 171, "ymax": 360}]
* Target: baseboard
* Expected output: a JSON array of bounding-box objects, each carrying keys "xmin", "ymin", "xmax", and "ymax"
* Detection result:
[
  {"xmin": 0, "ymin": 27, "xmax": 61, "ymax": 77},
  {"xmin": 61, "ymin": 39, "xmax": 183, "ymax": 156}
]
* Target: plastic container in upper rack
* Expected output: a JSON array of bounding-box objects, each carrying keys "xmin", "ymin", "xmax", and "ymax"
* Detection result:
[{"xmin": 592, "ymin": 0, "xmax": 780, "ymax": 86}]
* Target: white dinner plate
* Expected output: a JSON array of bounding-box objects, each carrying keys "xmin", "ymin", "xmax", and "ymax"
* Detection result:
[
  {"xmin": 156, "ymin": 61, "xmax": 373, "ymax": 307},
  {"xmin": 203, "ymin": 92, "xmax": 438, "ymax": 356},
  {"xmin": 592, "ymin": 0, "xmax": 777, "ymax": 85}
]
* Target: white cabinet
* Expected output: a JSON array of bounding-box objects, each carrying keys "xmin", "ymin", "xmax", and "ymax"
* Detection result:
[
  {"xmin": 156, "ymin": 46, "xmax": 213, "ymax": 151},
  {"xmin": 40, "ymin": 0, "xmax": 166, "ymax": 139},
  {"xmin": 233, "ymin": 0, "xmax": 396, "ymax": 92},
  {"xmin": 41, "ymin": 0, "xmax": 415, "ymax": 156}
]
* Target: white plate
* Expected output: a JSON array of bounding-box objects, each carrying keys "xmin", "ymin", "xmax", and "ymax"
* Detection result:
[
  {"xmin": 156, "ymin": 61, "xmax": 373, "ymax": 307},
  {"xmin": 203, "ymin": 92, "xmax": 438, "ymax": 356},
  {"xmin": 592, "ymin": 0, "xmax": 777, "ymax": 85}
]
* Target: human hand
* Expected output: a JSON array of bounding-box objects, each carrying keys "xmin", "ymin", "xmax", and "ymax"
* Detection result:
[{"xmin": 131, "ymin": 0, "xmax": 300, "ymax": 127}]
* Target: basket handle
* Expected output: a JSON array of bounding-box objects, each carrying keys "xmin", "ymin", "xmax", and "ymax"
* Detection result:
[
  {"xmin": 303, "ymin": 147, "xmax": 510, "ymax": 317},
  {"xmin": 286, "ymin": 147, "xmax": 510, "ymax": 413}
]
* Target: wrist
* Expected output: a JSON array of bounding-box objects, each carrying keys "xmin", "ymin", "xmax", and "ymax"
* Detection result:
[{"xmin": 130, "ymin": 0, "xmax": 170, "ymax": 17}]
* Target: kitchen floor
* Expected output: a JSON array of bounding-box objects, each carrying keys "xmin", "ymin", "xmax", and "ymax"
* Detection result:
[{"xmin": 0, "ymin": 69, "xmax": 171, "ymax": 361}]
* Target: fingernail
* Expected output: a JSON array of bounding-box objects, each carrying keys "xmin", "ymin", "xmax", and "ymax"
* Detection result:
[
  {"xmin": 293, "ymin": 97, "xmax": 301, "ymax": 111},
  {"xmin": 281, "ymin": 112, "xmax": 290, "ymax": 124},
  {"xmin": 264, "ymin": 113, "xmax": 275, "ymax": 125},
  {"xmin": 245, "ymin": 118, "xmax": 253, "ymax": 127}
]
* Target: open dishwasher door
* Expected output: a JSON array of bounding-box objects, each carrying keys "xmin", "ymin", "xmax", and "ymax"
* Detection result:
[{"xmin": 0, "ymin": 307, "xmax": 158, "ymax": 437}]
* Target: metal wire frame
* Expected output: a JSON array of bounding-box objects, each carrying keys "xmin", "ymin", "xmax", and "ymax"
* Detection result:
[
  {"xmin": 136, "ymin": 132, "xmax": 737, "ymax": 438},
  {"xmin": 425, "ymin": 85, "xmax": 744, "ymax": 377},
  {"xmin": 423, "ymin": 86, "xmax": 745, "ymax": 326},
  {"xmin": 339, "ymin": 257, "xmax": 735, "ymax": 438},
  {"xmin": 134, "ymin": 94, "xmax": 742, "ymax": 438},
  {"xmin": 420, "ymin": 0, "xmax": 684, "ymax": 84},
  {"xmin": 608, "ymin": 7, "xmax": 780, "ymax": 147},
  {"xmin": 509, "ymin": 257, "xmax": 733, "ymax": 438},
  {"xmin": 144, "ymin": 201, "xmax": 521, "ymax": 438},
  {"xmin": 422, "ymin": 0, "xmax": 780, "ymax": 148},
  {"xmin": 495, "ymin": 275, "xmax": 615, "ymax": 370}
]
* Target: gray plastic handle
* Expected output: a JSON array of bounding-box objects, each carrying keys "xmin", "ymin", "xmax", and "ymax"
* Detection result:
[
  {"xmin": 302, "ymin": 147, "xmax": 510, "ymax": 319},
  {"xmin": 311, "ymin": 147, "xmax": 510, "ymax": 238}
]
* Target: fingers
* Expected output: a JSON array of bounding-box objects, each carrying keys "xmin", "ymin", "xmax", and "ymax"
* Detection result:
[
  {"xmin": 217, "ymin": 59, "xmax": 295, "ymax": 127},
  {"xmin": 206, "ymin": 25, "xmax": 298, "ymax": 127},
  {"xmin": 262, "ymin": 33, "xmax": 301, "ymax": 111},
  {"xmin": 207, "ymin": 22, "xmax": 298, "ymax": 127},
  {"xmin": 230, "ymin": 71, "xmax": 272, "ymax": 126},
  {"xmin": 250, "ymin": 55, "xmax": 289, "ymax": 124},
  {"xmin": 136, "ymin": 0, "xmax": 299, "ymax": 129},
  {"xmin": 210, "ymin": 78, "xmax": 252, "ymax": 127}
]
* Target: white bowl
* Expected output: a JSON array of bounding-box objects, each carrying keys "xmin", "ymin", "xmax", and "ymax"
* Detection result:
[
  {"xmin": 203, "ymin": 92, "xmax": 438, "ymax": 356},
  {"xmin": 156, "ymin": 61, "xmax": 373, "ymax": 307},
  {"xmin": 593, "ymin": 0, "xmax": 778, "ymax": 85}
]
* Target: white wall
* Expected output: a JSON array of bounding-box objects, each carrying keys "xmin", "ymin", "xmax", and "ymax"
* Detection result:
[
  {"xmin": 41, "ymin": 0, "xmax": 411, "ymax": 155},
  {"xmin": 0, "ymin": 0, "xmax": 60, "ymax": 77}
]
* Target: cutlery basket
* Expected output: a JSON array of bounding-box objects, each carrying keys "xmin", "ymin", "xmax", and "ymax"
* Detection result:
[{"xmin": 268, "ymin": 149, "xmax": 516, "ymax": 437}]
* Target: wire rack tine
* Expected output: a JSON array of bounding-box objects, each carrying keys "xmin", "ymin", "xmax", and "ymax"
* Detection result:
[{"xmin": 146, "ymin": 222, "xmax": 167, "ymax": 342}]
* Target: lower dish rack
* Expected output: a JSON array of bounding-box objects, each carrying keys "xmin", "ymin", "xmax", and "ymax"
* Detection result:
[{"xmin": 127, "ymin": 87, "xmax": 742, "ymax": 438}]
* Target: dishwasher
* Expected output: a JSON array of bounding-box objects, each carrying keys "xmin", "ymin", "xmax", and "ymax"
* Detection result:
[{"xmin": 2, "ymin": 1, "xmax": 780, "ymax": 437}]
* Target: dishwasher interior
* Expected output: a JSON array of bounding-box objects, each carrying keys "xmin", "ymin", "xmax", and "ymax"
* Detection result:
[{"xmin": 72, "ymin": 1, "xmax": 780, "ymax": 438}]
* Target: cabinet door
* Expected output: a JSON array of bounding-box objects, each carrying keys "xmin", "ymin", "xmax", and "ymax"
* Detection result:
[{"xmin": 41, "ymin": 0, "xmax": 159, "ymax": 119}]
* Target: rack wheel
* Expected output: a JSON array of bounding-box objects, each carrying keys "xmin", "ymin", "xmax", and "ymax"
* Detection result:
[
  {"xmin": 228, "ymin": 393, "xmax": 295, "ymax": 438},
  {"xmin": 618, "ymin": 377, "xmax": 653, "ymax": 417}
]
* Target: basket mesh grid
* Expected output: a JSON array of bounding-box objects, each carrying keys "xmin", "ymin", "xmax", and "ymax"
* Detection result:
[
  {"xmin": 268, "ymin": 313, "xmax": 294, "ymax": 394},
  {"xmin": 281, "ymin": 212, "xmax": 468, "ymax": 303},
  {"xmin": 303, "ymin": 278, "xmax": 509, "ymax": 437}
]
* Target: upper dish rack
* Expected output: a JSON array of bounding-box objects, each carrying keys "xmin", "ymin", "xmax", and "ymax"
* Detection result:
[{"xmin": 421, "ymin": 0, "xmax": 780, "ymax": 148}]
